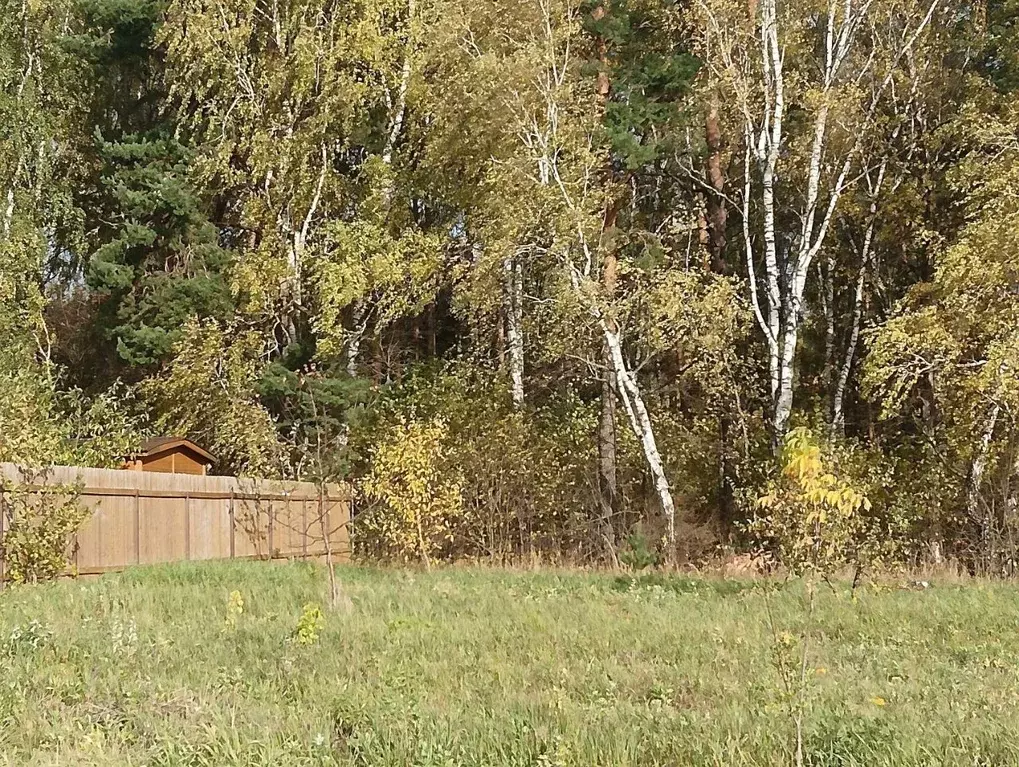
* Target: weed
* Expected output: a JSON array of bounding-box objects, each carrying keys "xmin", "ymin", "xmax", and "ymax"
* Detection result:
[{"xmin": 293, "ymin": 603, "xmax": 324, "ymax": 646}]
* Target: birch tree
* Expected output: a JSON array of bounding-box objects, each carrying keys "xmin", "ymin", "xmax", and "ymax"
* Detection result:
[
  {"xmin": 698, "ymin": 0, "xmax": 943, "ymax": 443},
  {"xmin": 499, "ymin": 0, "xmax": 680, "ymax": 549}
]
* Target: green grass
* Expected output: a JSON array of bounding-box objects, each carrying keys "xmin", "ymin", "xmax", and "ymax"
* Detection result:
[{"xmin": 1, "ymin": 563, "xmax": 1018, "ymax": 766}]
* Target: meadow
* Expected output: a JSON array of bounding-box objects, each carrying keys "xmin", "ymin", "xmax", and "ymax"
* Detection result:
[{"xmin": 1, "ymin": 562, "xmax": 1018, "ymax": 766}]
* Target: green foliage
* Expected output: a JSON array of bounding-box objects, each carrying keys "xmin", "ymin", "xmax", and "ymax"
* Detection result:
[
  {"xmin": 581, "ymin": 0, "xmax": 700, "ymax": 168},
  {"xmin": 618, "ymin": 528, "xmax": 661, "ymax": 571},
  {"xmin": 0, "ymin": 350, "xmax": 142, "ymax": 468},
  {"xmin": 313, "ymin": 221, "xmax": 446, "ymax": 360},
  {"xmin": 4, "ymin": 620, "xmax": 53, "ymax": 657},
  {"xmin": 292, "ymin": 602, "xmax": 324, "ymax": 645},
  {"xmin": 87, "ymin": 132, "xmax": 234, "ymax": 368},
  {"xmin": 142, "ymin": 319, "xmax": 284, "ymax": 476},
  {"xmin": 354, "ymin": 368, "xmax": 601, "ymax": 562},
  {"xmin": 0, "ymin": 0, "xmax": 1015, "ymax": 575},
  {"xmin": 0, "ymin": 477, "xmax": 91, "ymax": 583},
  {"xmin": 259, "ymin": 363, "xmax": 372, "ymax": 482}
]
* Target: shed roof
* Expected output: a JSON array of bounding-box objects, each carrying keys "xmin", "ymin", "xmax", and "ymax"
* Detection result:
[{"xmin": 136, "ymin": 437, "xmax": 215, "ymax": 463}]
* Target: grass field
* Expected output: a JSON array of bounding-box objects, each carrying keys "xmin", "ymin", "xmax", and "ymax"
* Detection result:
[{"xmin": 1, "ymin": 563, "xmax": 1018, "ymax": 766}]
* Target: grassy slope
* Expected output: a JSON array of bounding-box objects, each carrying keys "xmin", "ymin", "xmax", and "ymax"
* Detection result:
[{"xmin": 0, "ymin": 563, "xmax": 1018, "ymax": 766}]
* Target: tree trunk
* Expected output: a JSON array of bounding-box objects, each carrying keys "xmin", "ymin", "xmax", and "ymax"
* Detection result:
[
  {"xmin": 968, "ymin": 400, "xmax": 1001, "ymax": 569},
  {"xmin": 822, "ymin": 253, "xmax": 835, "ymax": 405},
  {"xmin": 598, "ymin": 341, "xmax": 619, "ymax": 564},
  {"xmin": 346, "ymin": 301, "xmax": 366, "ymax": 378},
  {"xmin": 382, "ymin": 0, "xmax": 415, "ymax": 173},
  {"xmin": 773, "ymin": 315, "xmax": 800, "ymax": 442},
  {"xmin": 704, "ymin": 94, "xmax": 728, "ymax": 274},
  {"xmin": 504, "ymin": 252, "xmax": 524, "ymax": 407},
  {"xmin": 600, "ymin": 322, "xmax": 676, "ymax": 557},
  {"xmin": 597, "ymin": 191, "xmax": 622, "ymax": 562},
  {"xmin": 831, "ymin": 228, "xmax": 871, "ymax": 437}
]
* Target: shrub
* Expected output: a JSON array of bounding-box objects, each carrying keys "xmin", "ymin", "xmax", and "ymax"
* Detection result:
[
  {"xmin": 0, "ymin": 476, "xmax": 90, "ymax": 584},
  {"xmin": 750, "ymin": 428, "xmax": 871, "ymax": 578},
  {"xmin": 618, "ymin": 529, "xmax": 661, "ymax": 571},
  {"xmin": 361, "ymin": 417, "xmax": 463, "ymax": 568},
  {"xmin": 293, "ymin": 603, "xmax": 324, "ymax": 645}
]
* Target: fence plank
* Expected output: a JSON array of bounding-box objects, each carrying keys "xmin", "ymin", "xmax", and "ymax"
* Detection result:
[
  {"xmin": 184, "ymin": 493, "xmax": 191, "ymax": 561},
  {"xmin": 134, "ymin": 489, "xmax": 140, "ymax": 565}
]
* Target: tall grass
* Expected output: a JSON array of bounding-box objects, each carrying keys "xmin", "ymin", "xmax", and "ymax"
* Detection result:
[{"xmin": 0, "ymin": 563, "xmax": 1016, "ymax": 765}]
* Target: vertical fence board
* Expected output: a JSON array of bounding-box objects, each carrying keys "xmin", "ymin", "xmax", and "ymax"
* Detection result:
[
  {"xmin": 184, "ymin": 493, "xmax": 191, "ymax": 561},
  {"xmin": 134, "ymin": 489, "xmax": 141, "ymax": 564}
]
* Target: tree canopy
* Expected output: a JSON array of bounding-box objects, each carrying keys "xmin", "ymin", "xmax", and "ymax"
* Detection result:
[{"xmin": 3, "ymin": 0, "xmax": 1018, "ymax": 571}]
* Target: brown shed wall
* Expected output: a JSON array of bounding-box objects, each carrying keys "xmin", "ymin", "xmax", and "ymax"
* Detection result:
[{"xmin": 138, "ymin": 448, "xmax": 207, "ymax": 475}]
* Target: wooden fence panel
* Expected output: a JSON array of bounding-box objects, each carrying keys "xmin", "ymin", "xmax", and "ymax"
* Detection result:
[
  {"xmin": 0, "ymin": 464, "xmax": 350, "ymax": 576},
  {"xmin": 142, "ymin": 496, "xmax": 186, "ymax": 565},
  {"xmin": 232, "ymin": 496, "xmax": 266, "ymax": 559},
  {"xmin": 190, "ymin": 498, "xmax": 231, "ymax": 561}
]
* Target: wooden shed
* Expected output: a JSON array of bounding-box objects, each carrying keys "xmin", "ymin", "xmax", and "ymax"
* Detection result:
[{"xmin": 123, "ymin": 437, "xmax": 215, "ymax": 476}]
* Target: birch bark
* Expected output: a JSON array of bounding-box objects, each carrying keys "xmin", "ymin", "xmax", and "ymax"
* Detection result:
[{"xmin": 504, "ymin": 252, "xmax": 525, "ymax": 407}]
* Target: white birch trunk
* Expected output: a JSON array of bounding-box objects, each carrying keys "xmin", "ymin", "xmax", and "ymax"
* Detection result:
[
  {"xmin": 3, "ymin": 5, "xmax": 33, "ymax": 240},
  {"xmin": 504, "ymin": 253, "xmax": 524, "ymax": 407},
  {"xmin": 532, "ymin": 0, "xmax": 676, "ymax": 553},
  {"xmin": 822, "ymin": 254, "xmax": 835, "ymax": 397},
  {"xmin": 565, "ymin": 262, "xmax": 676, "ymax": 552},
  {"xmin": 968, "ymin": 400, "xmax": 1001, "ymax": 556},
  {"xmin": 382, "ymin": 0, "xmax": 414, "ymax": 172},
  {"xmin": 715, "ymin": 0, "xmax": 942, "ymax": 445},
  {"xmin": 602, "ymin": 321, "xmax": 676, "ymax": 551},
  {"xmin": 773, "ymin": 312, "xmax": 801, "ymax": 439},
  {"xmin": 830, "ymin": 220, "xmax": 873, "ymax": 437}
]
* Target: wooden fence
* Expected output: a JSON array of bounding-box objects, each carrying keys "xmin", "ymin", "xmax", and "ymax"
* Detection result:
[{"xmin": 0, "ymin": 464, "xmax": 351, "ymax": 576}]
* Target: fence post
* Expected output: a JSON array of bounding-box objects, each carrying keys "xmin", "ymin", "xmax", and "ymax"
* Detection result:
[
  {"xmin": 267, "ymin": 497, "xmax": 274, "ymax": 561},
  {"xmin": 134, "ymin": 488, "xmax": 141, "ymax": 565},
  {"xmin": 184, "ymin": 492, "xmax": 191, "ymax": 561},
  {"xmin": 302, "ymin": 498, "xmax": 308, "ymax": 560},
  {"xmin": 229, "ymin": 490, "xmax": 235, "ymax": 559}
]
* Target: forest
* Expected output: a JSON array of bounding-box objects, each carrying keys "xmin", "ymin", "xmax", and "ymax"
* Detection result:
[{"xmin": 1, "ymin": 0, "xmax": 1017, "ymax": 573}]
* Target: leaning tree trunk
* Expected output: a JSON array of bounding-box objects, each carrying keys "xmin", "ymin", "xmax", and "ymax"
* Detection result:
[{"xmin": 600, "ymin": 322, "xmax": 676, "ymax": 556}]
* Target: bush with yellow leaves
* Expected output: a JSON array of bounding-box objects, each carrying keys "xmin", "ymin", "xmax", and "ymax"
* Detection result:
[
  {"xmin": 361, "ymin": 417, "xmax": 463, "ymax": 568},
  {"xmin": 752, "ymin": 428, "xmax": 872, "ymax": 578}
]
